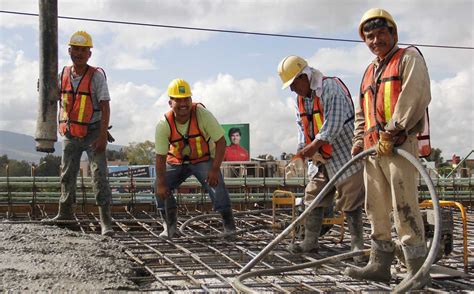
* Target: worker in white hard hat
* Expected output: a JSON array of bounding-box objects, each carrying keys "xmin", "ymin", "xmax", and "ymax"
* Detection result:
[
  {"xmin": 344, "ymin": 8, "xmax": 432, "ymax": 289},
  {"xmin": 154, "ymin": 78, "xmax": 236, "ymax": 240},
  {"xmin": 45, "ymin": 31, "xmax": 114, "ymax": 236},
  {"xmin": 278, "ymin": 55, "xmax": 365, "ymax": 262}
]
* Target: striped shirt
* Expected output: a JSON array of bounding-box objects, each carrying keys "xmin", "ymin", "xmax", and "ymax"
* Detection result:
[{"xmin": 295, "ymin": 78, "xmax": 362, "ymax": 184}]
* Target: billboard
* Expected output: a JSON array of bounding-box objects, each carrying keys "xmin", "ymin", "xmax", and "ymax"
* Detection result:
[{"xmin": 221, "ymin": 123, "xmax": 250, "ymax": 161}]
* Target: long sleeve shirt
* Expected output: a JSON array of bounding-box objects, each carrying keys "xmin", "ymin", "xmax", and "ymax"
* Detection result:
[
  {"xmin": 353, "ymin": 45, "xmax": 432, "ymax": 148},
  {"xmin": 295, "ymin": 73, "xmax": 362, "ymax": 184}
]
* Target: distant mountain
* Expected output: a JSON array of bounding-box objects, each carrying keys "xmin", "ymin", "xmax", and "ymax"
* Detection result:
[{"xmin": 0, "ymin": 130, "xmax": 124, "ymax": 163}]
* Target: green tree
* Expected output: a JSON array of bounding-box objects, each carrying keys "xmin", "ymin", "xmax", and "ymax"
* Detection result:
[
  {"xmin": 427, "ymin": 147, "xmax": 444, "ymax": 167},
  {"xmin": 107, "ymin": 148, "xmax": 127, "ymax": 161},
  {"xmin": 35, "ymin": 154, "xmax": 62, "ymax": 176},
  {"xmin": 6, "ymin": 160, "xmax": 31, "ymax": 176},
  {"xmin": 0, "ymin": 154, "xmax": 9, "ymax": 176},
  {"xmin": 125, "ymin": 141, "xmax": 155, "ymax": 165}
]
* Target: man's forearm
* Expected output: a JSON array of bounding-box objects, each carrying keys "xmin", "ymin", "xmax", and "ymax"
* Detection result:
[{"xmin": 212, "ymin": 136, "xmax": 226, "ymax": 170}]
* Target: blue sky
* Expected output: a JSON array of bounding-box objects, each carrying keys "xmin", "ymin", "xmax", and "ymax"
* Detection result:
[{"xmin": 0, "ymin": 0, "xmax": 473, "ymax": 160}]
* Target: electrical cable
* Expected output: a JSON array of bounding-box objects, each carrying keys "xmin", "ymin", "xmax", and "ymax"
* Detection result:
[{"xmin": 0, "ymin": 10, "xmax": 473, "ymax": 50}]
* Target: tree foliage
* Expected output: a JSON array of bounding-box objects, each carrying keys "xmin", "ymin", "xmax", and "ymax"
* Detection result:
[
  {"xmin": 427, "ymin": 147, "xmax": 444, "ymax": 167},
  {"xmin": 107, "ymin": 148, "xmax": 128, "ymax": 161},
  {"xmin": 35, "ymin": 154, "xmax": 62, "ymax": 176},
  {"xmin": 125, "ymin": 141, "xmax": 155, "ymax": 165},
  {"xmin": 0, "ymin": 155, "xmax": 31, "ymax": 176}
]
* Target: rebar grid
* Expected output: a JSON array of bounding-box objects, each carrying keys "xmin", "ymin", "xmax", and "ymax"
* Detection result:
[{"xmin": 2, "ymin": 206, "xmax": 472, "ymax": 292}]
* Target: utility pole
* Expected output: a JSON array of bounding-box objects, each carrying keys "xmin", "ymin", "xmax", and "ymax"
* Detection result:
[{"xmin": 35, "ymin": 0, "xmax": 58, "ymax": 153}]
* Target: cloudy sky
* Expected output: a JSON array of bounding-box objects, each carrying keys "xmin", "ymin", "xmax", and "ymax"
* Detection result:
[{"xmin": 0, "ymin": 0, "xmax": 473, "ymax": 160}]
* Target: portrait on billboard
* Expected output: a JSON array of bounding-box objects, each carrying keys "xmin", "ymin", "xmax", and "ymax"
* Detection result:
[{"xmin": 221, "ymin": 123, "xmax": 250, "ymax": 161}]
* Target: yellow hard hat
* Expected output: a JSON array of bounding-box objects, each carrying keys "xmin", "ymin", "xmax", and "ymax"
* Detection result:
[
  {"xmin": 359, "ymin": 8, "xmax": 397, "ymax": 41},
  {"xmin": 69, "ymin": 31, "xmax": 93, "ymax": 47},
  {"xmin": 277, "ymin": 55, "xmax": 308, "ymax": 89},
  {"xmin": 167, "ymin": 79, "xmax": 192, "ymax": 98}
]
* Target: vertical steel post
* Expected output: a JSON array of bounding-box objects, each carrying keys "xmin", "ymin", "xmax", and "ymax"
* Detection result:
[{"xmin": 35, "ymin": 0, "xmax": 58, "ymax": 153}]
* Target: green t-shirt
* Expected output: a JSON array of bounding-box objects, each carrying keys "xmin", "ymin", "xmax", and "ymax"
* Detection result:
[{"xmin": 155, "ymin": 105, "xmax": 224, "ymax": 158}]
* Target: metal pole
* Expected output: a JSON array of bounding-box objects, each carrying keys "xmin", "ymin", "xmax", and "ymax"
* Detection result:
[{"xmin": 35, "ymin": 0, "xmax": 58, "ymax": 153}]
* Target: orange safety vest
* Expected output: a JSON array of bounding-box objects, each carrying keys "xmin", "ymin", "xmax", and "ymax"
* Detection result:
[
  {"xmin": 297, "ymin": 77, "xmax": 353, "ymax": 159},
  {"xmin": 360, "ymin": 46, "xmax": 431, "ymax": 157},
  {"xmin": 165, "ymin": 103, "xmax": 211, "ymax": 165},
  {"xmin": 59, "ymin": 65, "xmax": 100, "ymax": 138}
]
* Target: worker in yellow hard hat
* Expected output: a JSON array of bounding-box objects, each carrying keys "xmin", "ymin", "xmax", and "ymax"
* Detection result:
[
  {"xmin": 154, "ymin": 78, "xmax": 236, "ymax": 240},
  {"xmin": 45, "ymin": 30, "xmax": 114, "ymax": 236},
  {"xmin": 277, "ymin": 55, "xmax": 365, "ymax": 262},
  {"xmin": 345, "ymin": 8, "xmax": 432, "ymax": 290}
]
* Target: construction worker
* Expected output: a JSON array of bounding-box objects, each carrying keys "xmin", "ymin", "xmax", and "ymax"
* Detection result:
[
  {"xmin": 278, "ymin": 56, "xmax": 365, "ymax": 260},
  {"xmin": 154, "ymin": 78, "xmax": 236, "ymax": 239},
  {"xmin": 344, "ymin": 8, "xmax": 431, "ymax": 287},
  {"xmin": 48, "ymin": 31, "xmax": 114, "ymax": 236}
]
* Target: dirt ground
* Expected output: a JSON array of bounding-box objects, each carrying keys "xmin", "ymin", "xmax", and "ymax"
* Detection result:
[{"xmin": 0, "ymin": 223, "xmax": 139, "ymax": 292}]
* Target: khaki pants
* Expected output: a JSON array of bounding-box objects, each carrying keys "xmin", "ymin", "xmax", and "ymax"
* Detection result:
[
  {"xmin": 364, "ymin": 135, "xmax": 425, "ymax": 248},
  {"xmin": 304, "ymin": 166, "xmax": 364, "ymax": 213}
]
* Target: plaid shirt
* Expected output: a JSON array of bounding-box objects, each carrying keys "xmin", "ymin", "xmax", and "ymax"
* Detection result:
[{"xmin": 295, "ymin": 78, "xmax": 362, "ymax": 184}]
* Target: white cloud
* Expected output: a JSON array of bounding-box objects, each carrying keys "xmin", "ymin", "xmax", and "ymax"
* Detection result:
[
  {"xmin": 192, "ymin": 74, "xmax": 297, "ymax": 157},
  {"xmin": 429, "ymin": 70, "xmax": 474, "ymax": 158}
]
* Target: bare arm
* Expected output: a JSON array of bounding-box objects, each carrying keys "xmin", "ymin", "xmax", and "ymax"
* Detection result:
[
  {"xmin": 91, "ymin": 100, "xmax": 110, "ymax": 153},
  {"xmin": 207, "ymin": 136, "xmax": 226, "ymax": 187},
  {"xmin": 155, "ymin": 154, "xmax": 169, "ymax": 200}
]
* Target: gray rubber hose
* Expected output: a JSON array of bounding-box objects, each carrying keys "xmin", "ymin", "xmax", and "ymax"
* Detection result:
[{"xmin": 234, "ymin": 147, "xmax": 441, "ymax": 293}]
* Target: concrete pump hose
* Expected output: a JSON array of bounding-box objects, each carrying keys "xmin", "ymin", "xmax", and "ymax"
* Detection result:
[{"xmin": 234, "ymin": 147, "xmax": 441, "ymax": 293}]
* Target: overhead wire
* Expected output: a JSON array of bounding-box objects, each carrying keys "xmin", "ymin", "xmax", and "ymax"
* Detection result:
[{"xmin": 0, "ymin": 10, "xmax": 473, "ymax": 50}]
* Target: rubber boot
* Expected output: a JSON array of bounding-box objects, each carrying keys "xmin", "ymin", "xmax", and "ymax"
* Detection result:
[
  {"xmin": 99, "ymin": 205, "xmax": 114, "ymax": 236},
  {"xmin": 394, "ymin": 245, "xmax": 431, "ymax": 291},
  {"xmin": 344, "ymin": 239, "xmax": 395, "ymax": 283},
  {"xmin": 346, "ymin": 207, "xmax": 366, "ymax": 263},
  {"xmin": 46, "ymin": 203, "xmax": 75, "ymax": 221},
  {"xmin": 287, "ymin": 207, "xmax": 324, "ymax": 253},
  {"xmin": 220, "ymin": 208, "xmax": 237, "ymax": 240},
  {"xmin": 159, "ymin": 208, "xmax": 177, "ymax": 239}
]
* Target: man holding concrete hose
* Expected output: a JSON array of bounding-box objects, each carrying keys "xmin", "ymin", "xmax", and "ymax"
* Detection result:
[
  {"xmin": 46, "ymin": 31, "xmax": 114, "ymax": 236},
  {"xmin": 278, "ymin": 55, "xmax": 365, "ymax": 261},
  {"xmin": 344, "ymin": 8, "xmax": 432, "ymax": 288}
]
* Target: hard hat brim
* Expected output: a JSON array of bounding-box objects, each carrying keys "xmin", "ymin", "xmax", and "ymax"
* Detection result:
[
  {"xmin": 281, "ymin": 77, "xmax": 295, "ymax": 89},
  {"xmin": 169, "ymin": 95, "xmax": 192, "ymax": 99}
]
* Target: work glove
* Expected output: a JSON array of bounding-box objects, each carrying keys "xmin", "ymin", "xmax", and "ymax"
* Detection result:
[
  {"xmin": 285, "ymin": 155, "xmax": 304, "ymax": 178},
  {"xmin": 376, "ymin": 131, "xmax": 394, "ymax": 157}
]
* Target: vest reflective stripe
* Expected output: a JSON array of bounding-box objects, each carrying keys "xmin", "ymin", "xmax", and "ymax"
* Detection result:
[
  {"xmin": 195, "ymin": 136, "xmax": 203, "ymax": 157},
  {"xmin": 360, "ymin": 46, "xmax": 431, "ymax": 157},
  {"xmin": 77, "ymin": 94, "xmax": 88, "ymax": 122},
  {"xmin": 59, "ymin": 65, "xmax": 98, "ymax": 138},
  {"xmin": 165, "ymin": 103, "xmax": 211, "ymax": 165},
  {"xmin": 383, "ymin": 81, "xmax": 392, "ymax": 121},
  {"xmin": 364, "ymin": 91, "xmax": 371, "ymax": 128}
]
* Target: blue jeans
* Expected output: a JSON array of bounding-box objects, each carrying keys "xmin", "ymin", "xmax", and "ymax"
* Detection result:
[{"xmin": 156, "ymin": 160, "xmax": 231, "ymax": 212}]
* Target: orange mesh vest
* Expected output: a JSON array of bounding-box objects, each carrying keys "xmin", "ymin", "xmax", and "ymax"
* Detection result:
[
  {"xmin": 165, "ymin": 103, "xmax": 211, "ymax": 165},
  {"xmin": 297, "ymin": 77, "xmax": 352, "ymax": 159},
  {"xmin": 360, "ymin": 47, "xmax": 431, "ymax": 157},
  {"xmin": 59, "ymin": 65, "xmax": 100, "ymax": 138}
]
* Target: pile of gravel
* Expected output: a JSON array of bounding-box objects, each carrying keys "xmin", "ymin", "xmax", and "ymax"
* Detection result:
[{"xmin": 0, "ymin": 223, "xmax": 139, "ymax": 291}]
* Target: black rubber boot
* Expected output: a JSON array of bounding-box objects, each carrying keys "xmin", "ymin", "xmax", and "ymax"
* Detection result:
[
  {"xmin": 220, "ymin": 208, "xmax": 237, "ymax": 240},
  {"xmin": 346, "ymin": 207, "xmax": 366, "ymax": 263},
  {"xmin": 287, "ymin": 207, "xmax": 324, "ymax": 253},
  {"xmin": 159, "ymin": 208, "xmax": 178, "ymax": 239},
  {"xmin": 99, "ymin": 205, "xmax": 114, "ymax": 236},
  {"xmin": 46, "ymin": 203, "xmax": 75, "ymax": 221},
  {"xmin": 344, "ymin": 239, "xmax": 395, "ymax": 283}
]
